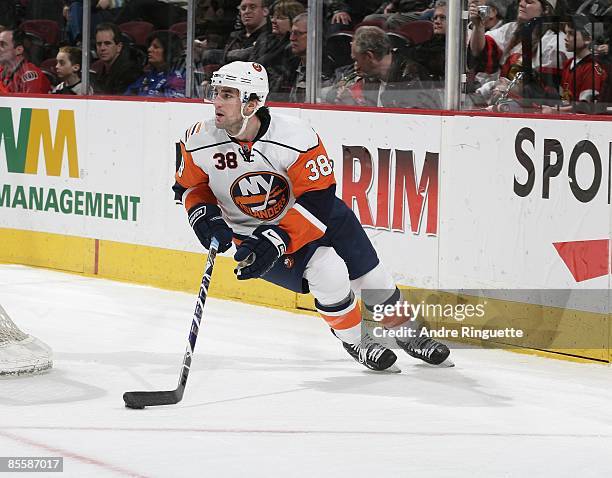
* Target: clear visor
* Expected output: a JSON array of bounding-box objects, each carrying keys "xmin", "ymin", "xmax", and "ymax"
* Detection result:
[{"xmin": 202, "ymin": 83, "xmax": 218, "ymax": 103}]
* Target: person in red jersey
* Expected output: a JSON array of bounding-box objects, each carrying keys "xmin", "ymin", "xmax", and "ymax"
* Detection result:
[
  {"xmin": 542, "ymin": 15, "xmax": 608, "ymax": 114},
  {"xmin": 0, "ymin": 29, "xmax": 50, "ymax": 94}
]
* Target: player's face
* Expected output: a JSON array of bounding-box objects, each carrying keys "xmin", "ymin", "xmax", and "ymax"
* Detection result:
[
  {"xmin": 517, "ymin": 0, "xmax": 543, "ymax": 22},
  {"xmin": 213, "ymin": 87, "xmax": 244, "ymax": 131}
]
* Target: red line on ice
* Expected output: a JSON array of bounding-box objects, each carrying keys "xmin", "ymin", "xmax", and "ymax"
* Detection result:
[{"xmin": 0, "ymin": 429, "xmax": 149, "ymax": 478}]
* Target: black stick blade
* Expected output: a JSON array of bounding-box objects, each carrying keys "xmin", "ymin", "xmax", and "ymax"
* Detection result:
[{"xmin": 123, "ymin": 388, "xmax": 183, "ymax": 409}]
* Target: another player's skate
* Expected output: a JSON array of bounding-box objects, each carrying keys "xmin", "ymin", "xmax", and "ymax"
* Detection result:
[
  {"xmin": 333, "ymin": 330, "xmax": 400, "ymax": 372},
  {"xmin": 397, "ymin": 334, "xmax": 453, "ymax": 367}
]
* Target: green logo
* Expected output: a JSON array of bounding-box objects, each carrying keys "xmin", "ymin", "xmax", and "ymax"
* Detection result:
[{"xmin": 0, "ymin": 108, "xmax": 79, "ymax": 177}]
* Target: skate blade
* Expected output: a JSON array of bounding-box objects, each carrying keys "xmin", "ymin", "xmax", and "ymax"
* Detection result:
[
  {"xmin": 385, "ymin": 364, "xmax": 402, "ymax": 373},
  {"xmin": 430, "ymin": 357, "xmax": 455, "ymax": 368},
  {"xmin": 363, "ymin": 363, "xmax": 402, "ymax": 374}
]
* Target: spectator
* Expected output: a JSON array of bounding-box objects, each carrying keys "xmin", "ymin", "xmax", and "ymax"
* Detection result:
[
  {"xmin": 431, "ymin": 1, "xmax": 446, "ymax": 34},
  {"xmin": 0, "ymin": 28, "xmax": 50, "ymax": 93},
  {"xmin": 248, "ymin": 0, "xmax": 304, "ymax": 67},
  {"xmin": 466, "ymin": 0, "xmax": 509, "ymax": 94},
  {"xmin": 198, "ymin": 0, "xmax": 271, "ymax": 65},
  {"xmin": 468, "ymin": 0, "xmax": 569, "ymax": 105},
  {"xmin": 334, "ymin": 25, "xmax": 430, "ymax": 107},
  {"xmin": 407, "ymin": 0, "xmax": 446, "ymax": 81},
  {"xmin": 92, "ymin": 22, "xmax": 142, "ymax": 94},
  {"xmin": 474, "ymin": 0, "xmax": 508, "ymax": 31},
  {"xmin": 125, "ymin": 30, "xmax": 186, "ymax": 97},
  {"xmin": 225, "ymin": 0, "xmax": 271, "ymax": 62},
  {"xmin": 52, "ymin": 46, "xmax": 92, "ymax": 94},
  {"xmin": 268, "ymin": 11, "xmax": 308, "ymax": 102},
  {"xmin": 542, "ymin": 15, "xmax": 608, "ymax": 112}
]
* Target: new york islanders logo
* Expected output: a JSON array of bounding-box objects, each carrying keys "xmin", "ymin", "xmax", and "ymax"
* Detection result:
[{"xmin": 231, "ymin": 172, "xmax": 290, "ymax": 220}]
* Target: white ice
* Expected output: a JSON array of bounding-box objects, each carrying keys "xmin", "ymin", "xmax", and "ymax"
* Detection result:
[{"xmin": 1, "ymin": 264, "xmax": 611, "ymax": 478}]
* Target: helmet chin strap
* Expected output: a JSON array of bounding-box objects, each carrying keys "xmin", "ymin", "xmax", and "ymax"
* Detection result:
[{"xmin": 228, "ymin": 103, "xmax": 259, "ymax": 138}]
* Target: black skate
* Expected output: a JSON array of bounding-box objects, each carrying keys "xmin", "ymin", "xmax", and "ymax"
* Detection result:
[
  {"xmin": 397, "ymin": 335, "xmax": 453, "ymax": 367},
  {"xmin": 333, "ymin": 330, "xmax": 399, "ymax": 372}
]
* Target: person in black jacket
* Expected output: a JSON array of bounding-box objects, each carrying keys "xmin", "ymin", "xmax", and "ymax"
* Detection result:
[
  {"xmin": 92, "ymin": 22, "xmax": 142, "ymax": 95},
  {"xmin": 248, "ymin": 0, "xmax": 304, "ymax": 67},
  {"xmin": 197, "ymin": 0, "xmax": 271, "ymax": 66},
  {"xmin": 334, "ymin": 25, "xmax": 437, "ymax": 108}
]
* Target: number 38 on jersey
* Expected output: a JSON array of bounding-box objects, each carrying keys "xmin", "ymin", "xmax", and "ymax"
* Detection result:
[{"xmin": 305, "ymin": 155, "xmax": 333, "ymax": 181}]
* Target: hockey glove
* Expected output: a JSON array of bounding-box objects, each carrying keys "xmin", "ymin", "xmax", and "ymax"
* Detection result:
[
  {"xmin": 233, "ymin": 225, "xmax": 290, "ymax": 280},
  {"xmin": 188, "ymin": 203, "xmax": 233, "ymax": 253}
]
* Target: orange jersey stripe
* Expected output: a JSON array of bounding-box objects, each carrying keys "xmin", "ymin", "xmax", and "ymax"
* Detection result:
[
  {"xmin": 175, "ymin": 141, "xmax": 217, "ymax": 209},
  {"xmin": 184, "ymin": 184, "xmax": 218, "ymax": 210},
  {"xmin": 279, "ymin": 208, "xmax": 325, "ymax": 254},
  {"xmin": 279, "ymin": 135, "xmax": 336, "ymax": 252},
  {"xmin": 287, "ymin": 135, "xmax": 336, "ymax": 197},
  {"xmin": 319, "ymin": 301, "xmax": 362, "ymax": 330}
]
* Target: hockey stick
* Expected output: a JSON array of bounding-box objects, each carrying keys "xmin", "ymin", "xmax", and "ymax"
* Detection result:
[{"xmin": 123, "ymin": 237, "xmax": 219, "ymax": 409}]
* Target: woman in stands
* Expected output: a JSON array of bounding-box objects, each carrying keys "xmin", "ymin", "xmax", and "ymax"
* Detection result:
[
  {"xmin": 246, "ymin": 0, "xmax": 304, "ymax": 67},
  {"xmin": 124, "ymin": 30, "xmax": 185, "ymax": 97},
  {"xmin": 468, "ymin": 0, "xmax": 569, "ymax": 106}
]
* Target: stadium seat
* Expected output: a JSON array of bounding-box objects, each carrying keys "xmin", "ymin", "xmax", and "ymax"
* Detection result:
[
  {"xmin": 386, "ymin": 31, "xmax": 410, "ymax": 50},
  {"xmin": 391, "ymin": 20, "xmax": 433, "ymax": 46},
  {"xmin": 119, "ymin": 21, "xmax": 155, "ymax": 47},
  {"xmin": 40, "ymin": 57, "xmax": 58, "ymax": 86},
  {"xmin": 326, "ymin": 32, "xmax": 354, "ymax": 70},
  {"xmin": 169, "ymin": 22, "xmax": 188, "ymax": 37},
  {"xmin": 354, "ymin": 18, "xmax": 388, "ymax": 30},
  {"xmin": 20, "ymin": 19, "xmax": 60, "ymax": 45},
  {"xmin": 40, "ymin": 57, "xmax": 57, "ymax": 74}
]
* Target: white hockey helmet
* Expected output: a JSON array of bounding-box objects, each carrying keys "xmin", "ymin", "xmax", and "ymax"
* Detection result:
[{"xmin": 210, "ymin": 61, "xmax": 269, "ymax": 109}]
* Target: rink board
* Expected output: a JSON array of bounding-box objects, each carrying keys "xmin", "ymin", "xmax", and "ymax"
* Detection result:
[{"xmin": 0, "ymin": 96, "xmax": 610, "ymax": 362}]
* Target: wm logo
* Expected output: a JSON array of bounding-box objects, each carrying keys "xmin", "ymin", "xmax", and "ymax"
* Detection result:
[{"xmin": 0, "ymin": 108, "xmax": 79, "ymax": 178}]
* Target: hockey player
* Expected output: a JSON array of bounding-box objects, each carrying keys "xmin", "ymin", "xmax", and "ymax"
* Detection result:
[{"xmin": 173, "ymin": 61, "xmax": 451, "ymax": 371}]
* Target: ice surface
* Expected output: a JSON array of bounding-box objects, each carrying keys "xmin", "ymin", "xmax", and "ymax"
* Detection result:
[{"xmin": 0, "ymin": 264, "xmax": 611, "ymax": 478}]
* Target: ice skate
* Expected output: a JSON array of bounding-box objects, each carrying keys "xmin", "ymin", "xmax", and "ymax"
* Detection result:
[
  {"xmin": 333, "ymin": 330, "xmax": 400, "ymax": 372},
  {"xmin": 397, "ymin": 335, "xmax": 454, "ymax": 367}
]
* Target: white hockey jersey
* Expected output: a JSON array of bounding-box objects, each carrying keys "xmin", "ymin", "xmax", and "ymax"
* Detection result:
[
  {"xmin": 175, "ymin": 111, "xmax": 336, "ymax": 254},
  {"xmin": 483, "ymin": 21, "xmax": 570, "ymax": 77}
]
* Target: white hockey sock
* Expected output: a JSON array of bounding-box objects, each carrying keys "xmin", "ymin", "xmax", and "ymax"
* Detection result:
[{"xmin": 332, "ymin": 323, "xmax": 362, "ymax": 345}]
